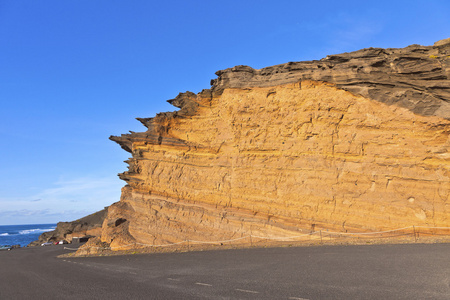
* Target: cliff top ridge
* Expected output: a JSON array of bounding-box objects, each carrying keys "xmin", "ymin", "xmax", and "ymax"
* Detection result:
[{"xmin": 208, "ymin": 38, "xmax": 450, "ymax": 119}]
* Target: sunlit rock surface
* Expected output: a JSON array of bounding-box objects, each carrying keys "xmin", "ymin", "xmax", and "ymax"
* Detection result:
[{"xmin": 102, "ymin": 39, "xmax": 450, "ymax": 250}]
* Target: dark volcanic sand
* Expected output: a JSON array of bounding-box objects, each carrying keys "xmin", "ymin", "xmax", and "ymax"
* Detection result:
[{"xmin": 1, "ymin": 243, "xmax": 449, "ymax": 299}]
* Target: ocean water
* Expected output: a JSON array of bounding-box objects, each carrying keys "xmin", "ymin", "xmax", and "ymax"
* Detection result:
[{"xmin": 0, "ymin": 223, "xmax": 56, "ymax": 247}]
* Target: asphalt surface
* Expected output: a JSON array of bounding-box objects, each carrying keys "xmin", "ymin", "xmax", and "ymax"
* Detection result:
[{"xmin": 1, "ymin": 243, "xmax": 449, "ymax": 299}]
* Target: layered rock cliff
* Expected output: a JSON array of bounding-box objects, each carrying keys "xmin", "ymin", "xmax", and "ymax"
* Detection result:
[{"xmin": 101, "ymin": 39, "xmax": 449, "ymax": 250}]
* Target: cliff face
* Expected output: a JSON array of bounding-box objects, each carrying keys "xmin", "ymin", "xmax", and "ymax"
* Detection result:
[{"xmin": 103, "ymin": 39, "xmax": 450, "ymax": 250}]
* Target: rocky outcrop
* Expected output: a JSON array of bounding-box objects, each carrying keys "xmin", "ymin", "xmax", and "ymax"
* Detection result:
[
  {"xmin": 28, "ymin": 208, "xmax": 107, "ymax": 246},
  {"xmin": 101, "ymin": 39, "xmax": 450, "ymax": 250},
  {"xmin": 212, "ymin": 38, "xmax": 450, "ymax": 119}
]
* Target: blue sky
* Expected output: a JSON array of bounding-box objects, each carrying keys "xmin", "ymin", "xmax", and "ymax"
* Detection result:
[{"xmin": 0, "ymin": 0, "xmax": 449, "ymax": 225}]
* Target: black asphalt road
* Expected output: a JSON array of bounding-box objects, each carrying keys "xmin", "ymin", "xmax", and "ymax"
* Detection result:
[{"xmin": 1, "ymin": 243, "xmax": 449, "ymax": 299}]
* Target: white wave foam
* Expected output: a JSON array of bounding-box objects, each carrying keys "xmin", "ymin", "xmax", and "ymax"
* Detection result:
[
  {"xmin": 0, "ymin": 233, "xmax": 9, "ymax": 236},
  {"xmin": 19, "ymin": 228, "xmax": 56, "ymax": 235}
]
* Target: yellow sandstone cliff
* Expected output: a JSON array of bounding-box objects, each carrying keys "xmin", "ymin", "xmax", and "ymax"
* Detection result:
[{"xmin": 95, "ymin": 39, "xmax": 450, "ymax": 251}]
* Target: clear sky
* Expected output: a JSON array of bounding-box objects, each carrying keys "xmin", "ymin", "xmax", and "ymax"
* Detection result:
[{"xmin": 0, "ymin": 0, "xmax": 449, "ymax": 225}]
